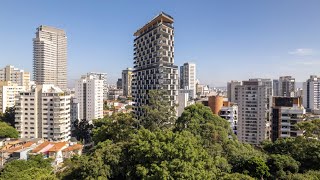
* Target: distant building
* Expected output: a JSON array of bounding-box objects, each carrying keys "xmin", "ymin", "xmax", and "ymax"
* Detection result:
[
  {"xmin": 70, "ymin": 96, "xmax": 80, "ymax": 127},
  {"xmin": 177, "ymin": 90, "xmax": 195, "ymax": 117},
  {"xmin": 303, "ymin": 75, "xmax": 320, "ymax": 112},
  {"xmin": 236, "ymin": 78, "xmax": 272, "ymax": 145},
  {"xmin": 219, "ymin": 104, "xmax": 238, "ymax": 135},
  {"xmin": 33, "ymin": 25, "xmax": 67, "ymax": 90},
  {"xmin": 279, "ymin": 76, "xmax": 295, "ymax": 97},
  {"xmin": 122, "ymin": 68, "xmax": 133, "ymax": 97},
  {"xmin": 227, "ymin": 80, "xmax": 241, "ymax": 103},
  {"xmin": 271, "ymin": 97, "xmax": 305, "ymax": 141},
  {"xmin": 108, "ymin": 88, "xmax": 123, "ymax": 100},
  {"xmin": 180, "ymin": 62, "xmax": 196, "ymax": 99},
  {"xmin": 132, "ymin": 12, "xmax": 178, "ymax": 118},
  {"xmin": 86, "ymin": 72, "xmax": 108, "ymax": 100},
  {"xmin": 273, "ymin": 79, "xmax": 279, "ymax": 96},
  {"xmin": 15, "ymin": 84, "xmax": 71, "ymax": 141},
  {"xmin": 0, "ymin": 65, "xmax": 31, "ymax": 87},
  {"xmin": 75, "ymin": 74, "xmax": 103, "ymax": 123},
  {"xmin": 0, "ymin": 81, "xmax": 27, "ymax": 113},
  {"xmin": 116, "ymin": 78, "xmax": 122, "ymax": 90}
]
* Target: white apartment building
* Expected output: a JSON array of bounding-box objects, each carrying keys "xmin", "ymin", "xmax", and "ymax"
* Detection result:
[
  {"xmin": 33, "ymin": 25, "xmax": 67, "ymax": 90},
  {"xmin": 271, "ymin": 97, "xmax": 305, "ymax": 141},
  {"xmin": 75, "ymin": 75, "xmax": 103, "ymax": 123},
  {"xmin": 177, "ymin": 90, "xmax": 195, "ymax": 117},
  {"xmin": 86, "ymin": 72, "xmax": 108, "ymax": 100},
  {"xmin": 132, "ymin": 12, "xmax": 178, "ymax": 118},
  {"xmin": 219, "ymin": 105, "xmax": 238, "ymax": 135},
  {"xmin": 303, "ymin": 75, "xmax": 320, "ymax": 111},
  {"xmin": 227, "ymin": 80, "xmax": 241, "ymax": 103},
  {"xmin": 0, "ymin": 65, "xmax": 31, "ymax": 87},
  {"xmin": 15, "ymin": 84, "xmax": 71, "ymax": 141},
  {"xmin": 180, "ymin": 62, "xmax": 196, "ymax": 99},
  {"xmin": 0, "ymin": 81, "xmax": 27, "ymax": 113},
  {"xmin": 236, "ymin": 79, "xmax": 272, "ymax": 145},
  {"xmin": 122, "ymin": 68, "xmax": 133, "ymax": 97}
]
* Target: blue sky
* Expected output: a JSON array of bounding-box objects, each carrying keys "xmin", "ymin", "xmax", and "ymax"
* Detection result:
[{"xmin": 0, "ymin": 1, "xmax": 319, "ymax": 87}]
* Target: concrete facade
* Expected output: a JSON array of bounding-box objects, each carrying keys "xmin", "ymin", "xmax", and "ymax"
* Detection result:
[
  {"xmin": 33, "ymin": 25, "xmax": 67, "ymax": 90},
  {"xmin": 15, "ymin": 85, "xmax": 71, "ymax": 141}
]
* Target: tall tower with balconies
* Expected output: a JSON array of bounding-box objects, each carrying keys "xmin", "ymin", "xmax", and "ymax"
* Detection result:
[
  {"xmin": 33, "ymin": 25, "xmax": 67, "ymax": 90},
  {"xmin": 132, "ymin": 12, "xmax": 178, "ymax": 118}
]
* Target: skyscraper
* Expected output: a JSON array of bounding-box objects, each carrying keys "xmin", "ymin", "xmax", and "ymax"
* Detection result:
[
  {"xmin": 180, "ymin": 62, "xmax": 196, "ymax": 99},
  {"xmin": 122, "ymin": 68, "xmax": 133, "ymax": 97},
  {"xmin": 86, "ymin": 72, "xmax": 108, "ymax": 100},
  {"xmin": 132, "ymin": 12, "xmax": 178, "ymax": 118},
  {"xmin": 279, "ymin": 76, "xmax": 295, "ymax": 97},
  {"xmin": 236, "ymin": 78, "xmax": 272, "ymax": 145},
  {"xmin": 33, "ymin": 25, "xmax": 67, "ymax": 90},
  {"xmin": 303, "ymin": 75, "xmax": 320, "ymax": 111},
  {"xmin": 272, "ymin": 79, "xmax": 279, "ymax": 96}
]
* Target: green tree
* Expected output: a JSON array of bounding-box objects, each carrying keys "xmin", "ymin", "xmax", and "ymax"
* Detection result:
[
  {"xmin": 263, "ymin": 137, "xmax": 320, "ymax": 171},
  {"xmin": 92, "ymin": 113, "xmax": 138, "ymax": 144},
  {"xmin": 0, "ymin": 106, "xmax": 15, "ymax": 127},
  {"xmin": 0, "ymin": 155, "xmax": 55, "ymax": 180},
  {"xmin": 232, "ymin": 156, "xmax": 270, "ymax": 179},
  {"xmin": 267, "ymin": 154, "xmax": 300, "ymax": 179},
  {"xmin": 140, "ymin": 90, "xmax": 176, "ymax": 131},
  {"xmin": 0, "ymin": 122, "xmax": 19, "ymax": 138},
  {"xmin": 72, "ymin": 119, "xmax": 93, "ymax": 144},
  {"xmin": 296, "ymin": 119, "xmax": 320, "ymax": 139}
]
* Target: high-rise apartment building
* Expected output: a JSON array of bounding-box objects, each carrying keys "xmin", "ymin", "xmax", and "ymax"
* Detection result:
[
  {"xmin": 33, "ymin": 25, "xmax": 67, "ymax": 90},
  {"xmin": 0, "ymin": 81, "xmax": 27, "ymax": 113},
  {"xmin": 116, "ymin": 78, "xmax": 122, "ymax": 90},
  {"xmin": 75, "ymin": 74, "xmax": 103, "ymax": 123},
  {"xmin": 122, "ymin": 68, "xmax": 133, "ymax": 97},
  {"xmin": 227, "ymin": 80, "xmax": 241, "ymax": 103},
  {"xmin": 15, "ymin": 84, "xmax": 71, "ymax": 141},
  {"xmin": 273, "ymin": 79, "xmax": 279, "ymax": 96},
  {"xmin": 236, "ymin": 79, "xmax": 272, "ymax": 145},
  {"xmin": 132, "ymin": 12, "xmax": 178, "ymax": 118},
  {"xmin": 219, "ymin": 105, "xmax": 238, "ymax": 135},
  {"xmin": 279, "ymin": 76, "xmax": 295, "ymax": 97},
  {"xmin": 271, "ymin": 97, "xmax": 305, "ymax": 141},
  {"xmin": 0, "ymin": 65, "xmax": 31, "ymax": 87},
  {"xmin": 303, "ymin": 75, "xmax": 320, "ymax": 111},
  {"xmin": 180, "ymin": 62, "xmax": 196, "ymax": 99},
  {"xmin": 86, "ymin": 72, "xmax": 108, "ymax": 100}
]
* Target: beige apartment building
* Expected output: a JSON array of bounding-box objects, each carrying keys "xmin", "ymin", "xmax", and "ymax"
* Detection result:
[
  {"xmin": 15, "ymin": 84, "xmax": 71, "ymax": 141},
  {"xmin": 0, "ymin": 65, "xmax": 31, "ymax": 87},
  {"xmin": 0, "ymin": 81, "xmax": 27, "ymax": 113}
]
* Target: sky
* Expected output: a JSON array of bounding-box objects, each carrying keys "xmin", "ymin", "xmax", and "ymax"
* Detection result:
[{"xmin": 0, "ymin": 0, "xmax": 320, "ymax": 87}]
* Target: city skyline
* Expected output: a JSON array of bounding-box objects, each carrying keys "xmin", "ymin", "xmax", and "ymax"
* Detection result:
[{"xmin": 1, "ymin": 1, "xmax": 320, "ymax": 87}]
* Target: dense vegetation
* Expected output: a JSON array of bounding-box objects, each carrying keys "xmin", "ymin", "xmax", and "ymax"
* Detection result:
[{"xmin": 1, "ymin": 90, "xmax": 320, "ymax": 179}]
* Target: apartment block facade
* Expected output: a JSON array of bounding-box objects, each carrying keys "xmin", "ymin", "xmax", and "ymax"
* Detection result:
[
  {"xmin": 0, "ymin": 65, "xmax": 31, "ymax": 87},
  {"xmin": 86, "ymin": 72, "xmax": 108, "ymax": 100},
  {"xmin": 271, "ymin": 97, "xmax": 305, "ymax": 141},
  {"xmin": 75, "ymin": 74, "xmax": 103, "ymax": 123},
  {"xmin": 236, "ymin": 79, "xmax": 272, "ymax": 145},
  {"xmin": 227, "ymin": 80, "xmax": 241, "ymax": 103},
  {"xmin": 303, "ymin": 75, "xmax": 320, "ymax": 111},
  {"xmin": 279, "ymin": 76, "xmax": 295, "ymax": 97},
  {"xmin": 33, "ymin": 25, "xmax": 67, "ymax": 90},
  {"xmin": 0, "ymin": 81, "xmax": 27, "ymax": 113},
  {"xmin": 15, "ymin": 85, "xmax": 71, "ymax": 141},
  {"xmin": 132, "ymin": 12, "xmax": 178, "ymax": 118},
  {"xmin": 122, "ymin": 68, "xmax": 133, "ymax": 97},
  {"xmin": 180, "ymin": 62, "xmax": 196, "ymax": 99}
]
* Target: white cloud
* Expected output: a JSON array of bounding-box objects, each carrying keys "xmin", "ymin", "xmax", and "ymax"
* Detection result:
[{"xmin": 288, "ymin": 48, "xmax": 314, "ymax": 56}]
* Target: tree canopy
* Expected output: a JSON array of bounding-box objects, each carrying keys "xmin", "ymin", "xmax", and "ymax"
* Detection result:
[{"xmin": 0, "ymin": 121, "xmax": 19, "ymax": 138}]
